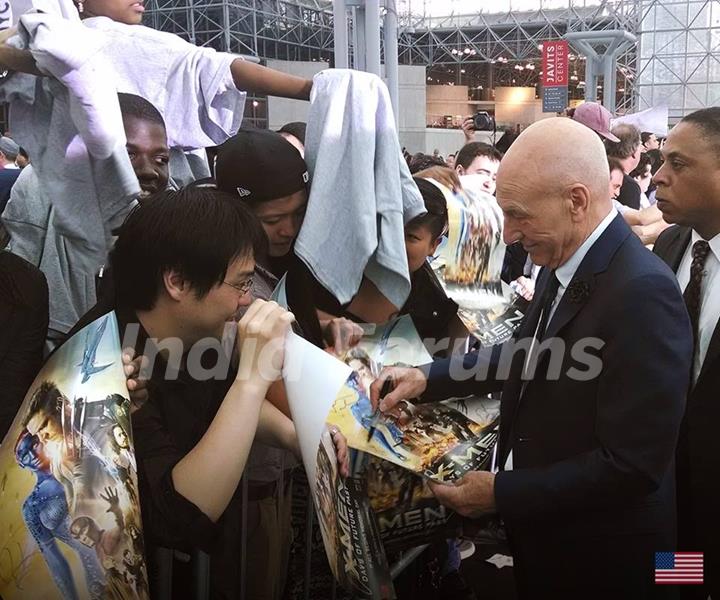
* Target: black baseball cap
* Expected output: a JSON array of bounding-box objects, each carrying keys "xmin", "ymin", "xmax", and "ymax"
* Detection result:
[
  {"xmin": 215, "ymin": 128, "xmax": 309, "ymax": 203},
  {"xmin": 277, "ymin": 121, "xmax": 306, "ymax": 144}
]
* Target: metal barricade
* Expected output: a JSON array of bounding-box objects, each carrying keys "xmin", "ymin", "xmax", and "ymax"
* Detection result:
[{"xmin": 148, "ymin": 472, "xmax": 425, "ymax": 599}]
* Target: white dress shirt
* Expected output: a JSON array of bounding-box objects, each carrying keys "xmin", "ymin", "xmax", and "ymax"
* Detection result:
[
  {"xmin": 676, "ymin": 230, "xmax": 720, "ymax": 384},
  {"xmin": 502, "ymin": 208, "xmax": 618, "ymax": 471}
]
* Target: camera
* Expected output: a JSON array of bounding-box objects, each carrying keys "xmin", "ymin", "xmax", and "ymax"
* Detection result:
[{"xmin": 472, "ymin": 111, "xmax": 495, "ymax": 131}]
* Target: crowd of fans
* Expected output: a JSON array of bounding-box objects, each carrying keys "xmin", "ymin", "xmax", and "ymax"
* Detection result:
[{"xmin": 0, "ymin": 5, "xmax": 719, "ymax": 599}]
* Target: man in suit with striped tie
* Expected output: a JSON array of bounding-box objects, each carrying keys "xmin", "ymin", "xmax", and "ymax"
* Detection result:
[
  {"xmin": 653, "ymin": 107, "xmax": 720, "ymax": 600},
  {"xmin": 371, "ymin": 117, "xmax": 692, "ymax": 599}
]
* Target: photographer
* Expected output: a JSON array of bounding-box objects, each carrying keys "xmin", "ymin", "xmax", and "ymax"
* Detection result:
[{"xmin": 460, "ymin": 112, "xmax": 497, "ymax": 144}]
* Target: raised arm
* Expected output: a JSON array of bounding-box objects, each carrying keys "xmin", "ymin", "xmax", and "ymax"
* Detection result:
[
  {"xmin": 0, "ymin": 44, "xmax": 42, "ymax": 76},
  {"xmin": 171, "ymin": 300, "xmax": 294, "ymax": 522},
  {"xmin": 230, "ymin": 58, "xmax": 312, "ymax": 100}
]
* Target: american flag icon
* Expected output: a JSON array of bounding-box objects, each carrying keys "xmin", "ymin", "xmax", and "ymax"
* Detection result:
[{"xmin": 655, "ymin": 552, "xmax": 703, "ymax": 584}]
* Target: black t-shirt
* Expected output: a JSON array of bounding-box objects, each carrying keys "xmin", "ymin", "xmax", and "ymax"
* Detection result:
[
  {"xmin": 69, "ymin": 302, "xmax": 242, "ymax": 599},
  {"xmin": 402, "ymin": 262, "xmax": 459, "ymax": 344},
  {"xmin": 616, "ymin": 174, "xmax": 641, "ymax": 210}
]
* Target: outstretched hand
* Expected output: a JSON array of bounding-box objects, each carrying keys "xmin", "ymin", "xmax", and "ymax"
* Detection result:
[{"xmin": 368, "ymin": 366, "xmax": 427, "ymax": 412}]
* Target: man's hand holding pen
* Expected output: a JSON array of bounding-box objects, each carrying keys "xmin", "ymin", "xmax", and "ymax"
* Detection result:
[{"xmin": 368, "ymin": 366, "xmax": 428, "ymax": 413}]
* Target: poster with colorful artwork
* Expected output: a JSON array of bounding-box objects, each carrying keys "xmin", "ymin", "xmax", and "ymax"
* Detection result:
[{"xmin": 0, "ymin": 313, "xmax": 148, "ymax": 600}]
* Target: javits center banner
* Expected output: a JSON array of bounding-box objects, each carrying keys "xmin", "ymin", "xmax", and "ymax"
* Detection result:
[
  {"xmin": 0, "ymin": 313, "xmax": 148, "ymax": 600},
  {"xmin": 542, "ymin": 40, "xmax": 569, "ymax": 113}
]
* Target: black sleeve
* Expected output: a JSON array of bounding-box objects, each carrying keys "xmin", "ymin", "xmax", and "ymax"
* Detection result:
[
  {"xmin": 284, "ymin": 254, "xmax": 332, "ymax": 347},
  {"xmin": 421, "ymin": 343, "xmax": 505, "ymax": 401},
  {"xmin": 131, "ymin": 396, "xmax": 222, "ymax": 553},
  {"xmin": 0, "ymin": 252, "xmax": 49, "ymax": 438}
]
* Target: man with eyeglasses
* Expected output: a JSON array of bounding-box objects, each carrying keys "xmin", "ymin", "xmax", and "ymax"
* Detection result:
[{"xmin": 68, "ymin": 187, "xmax": 349, "ymax": 599}]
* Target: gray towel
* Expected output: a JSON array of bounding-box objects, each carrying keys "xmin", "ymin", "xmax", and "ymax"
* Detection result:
[{"xmin": 297, "ymin": 69, "xmax": 426, "ymax": 309}]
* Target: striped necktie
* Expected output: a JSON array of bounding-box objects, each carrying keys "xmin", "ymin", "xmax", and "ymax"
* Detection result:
[{"xmin": 683, "ymin": 240, "xmax": 710, "ymax": 360}]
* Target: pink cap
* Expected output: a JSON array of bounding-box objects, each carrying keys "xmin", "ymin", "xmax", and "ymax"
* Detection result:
[{"xmin": 572, "ymin": 102, "xmax": 620, "ymax": 142}]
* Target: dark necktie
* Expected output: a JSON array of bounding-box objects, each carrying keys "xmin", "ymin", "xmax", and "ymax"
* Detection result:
[
  {"xmin": 536, "ymin": 271, "xmax": 560, "ymax": 341},
  {"xmin": 683, "ymin": 240, "xmax": 711, "ymax": 354}
]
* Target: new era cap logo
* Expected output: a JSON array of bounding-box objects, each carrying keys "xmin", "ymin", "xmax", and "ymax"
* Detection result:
[
  {"xmin": 236, "ymin": 187, "xmax": 252, "ymax": 197},
  {"xmin": 302, "ymin": 171, "xmax": 309, "ymax": 183}
]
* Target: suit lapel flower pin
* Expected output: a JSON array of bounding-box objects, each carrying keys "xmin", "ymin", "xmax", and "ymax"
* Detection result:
[{"xmin": 566, "ymin": 279, "xmax": 592, "ymax": 304}]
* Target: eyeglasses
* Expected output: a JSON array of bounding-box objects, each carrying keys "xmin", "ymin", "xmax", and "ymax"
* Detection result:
[{"xmin": 222, "ymin": 278, "xmax": 253, "ymax": 296}]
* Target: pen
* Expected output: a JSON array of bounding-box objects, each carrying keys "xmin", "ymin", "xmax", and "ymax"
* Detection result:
[{"xmin": 366, "ymin": 377, "xmax": 393, "ymax": 443}]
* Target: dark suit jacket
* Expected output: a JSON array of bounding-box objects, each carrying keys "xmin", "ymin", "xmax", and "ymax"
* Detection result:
[
  {"xmin": 654, "ymin": 225, "xmax": 720, "ymax": 595},
  {"xmin": 424, "ymin": 215, "xmax": 692, "ymax": 598}
]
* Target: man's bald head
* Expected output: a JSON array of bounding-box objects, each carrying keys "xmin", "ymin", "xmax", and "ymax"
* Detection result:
[
  {"xmin": 499, "ymin": 117, "xmax": 610, "ymax": 205},
  {"xmin": 496, "ymin": 118, "xmax": 614, "ymax": 269}
]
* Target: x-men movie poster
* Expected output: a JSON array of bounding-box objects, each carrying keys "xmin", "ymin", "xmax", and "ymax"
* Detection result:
[{"xmin": 0, "ymin": 313, "xmax": 148, "ymax": 600}]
